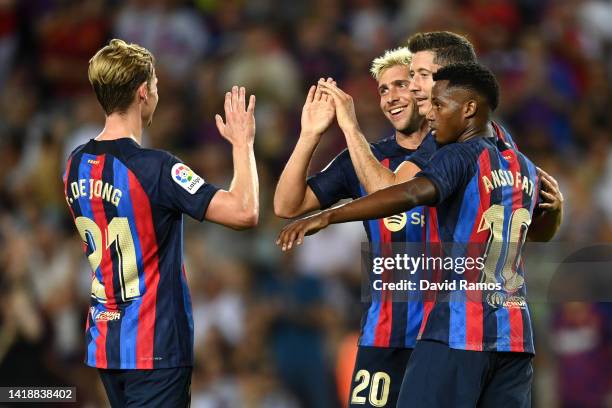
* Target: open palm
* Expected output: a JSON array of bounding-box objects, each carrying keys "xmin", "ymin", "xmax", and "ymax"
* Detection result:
[
  {"xmin": 216, "ymin": 86, "xmax": 256, "ymax": 147},
  {"xmin": 301, "ymin": 81, "xmax": 336, "ymax": 136}
]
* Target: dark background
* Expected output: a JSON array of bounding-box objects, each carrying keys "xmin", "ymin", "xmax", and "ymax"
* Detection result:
[{"xmin": 0, "ymin": 0, "xmax": 610, "ymax": 406}]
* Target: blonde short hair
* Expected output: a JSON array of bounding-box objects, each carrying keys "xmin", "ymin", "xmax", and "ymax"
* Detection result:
[
  {"xmin": 370, "ymin": 47, "xmax": 412, "ymax": 81},
  {"xmin": 88, "ymin": 39, "xmax": 155, "ymax": 115}
]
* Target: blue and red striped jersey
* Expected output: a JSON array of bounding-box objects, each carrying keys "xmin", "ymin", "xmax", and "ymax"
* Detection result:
[
  {"xmin": 416, "ymin": 135, "xmax": 539, "ymax": 354},
  {"xmin": 63, "ymin": 138, "xmax": 219, "ymax": 369},
  {"xmin": 307, "ymin": 134, "xmax": 438, "ymax": 348},
  {"xmin": 491, "ymin": 121, "xmax": 518, "ymax": 151}
]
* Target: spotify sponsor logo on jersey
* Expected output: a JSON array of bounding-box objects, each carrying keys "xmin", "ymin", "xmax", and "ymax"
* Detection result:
[
  {"xmin": 382, "ymin": 212, "xmax": 424, "ymax": 232},
  {"xmin": 172, "ymin": 163, "xmax": 205, "ymax": 194},
  {"xmin": 383, "ymin": 213, "xmax": 407, "ymax": 232}
]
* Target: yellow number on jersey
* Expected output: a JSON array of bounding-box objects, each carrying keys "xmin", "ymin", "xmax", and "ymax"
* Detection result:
[{"xmin": 75, "ymin": 216, "xmax": 141, "ymax": 302}]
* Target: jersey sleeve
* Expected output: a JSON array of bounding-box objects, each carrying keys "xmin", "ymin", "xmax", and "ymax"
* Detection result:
[
  {"xmin": 306, "ymin": 149, "xmax": 353, "ymax": 209},
  {"xmin": 415, "ymin": 144, "xmax": 471, "ymax": 205},
  {"xmin": 407, "ymin": 132, "xmax": 438, "ymax": 169},
  {"xmin": 158, "ymin": 154, "xmax": 220, "ymax": 221}
]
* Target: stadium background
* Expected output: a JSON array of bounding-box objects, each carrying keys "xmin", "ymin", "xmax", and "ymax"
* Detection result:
[{"xmin": 0, "ymin": 0, "xmax": 610, "ymax": 406}]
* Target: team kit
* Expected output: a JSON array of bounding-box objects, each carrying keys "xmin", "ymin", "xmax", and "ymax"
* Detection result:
[{"xmin": 63, "ymin": 31, "xmax": 563, "ymax": 407}]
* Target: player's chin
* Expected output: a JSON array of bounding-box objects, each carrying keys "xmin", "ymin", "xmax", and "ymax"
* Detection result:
[
  {"xmin": 433, "ymin": 132, "xmax": 451, "ymax": 145},
  {"xmin": 388, "ymin": 117, "xmax": 407, "ymax": 131},
  {"xmin": 416, "ymin": 104, "xmax": 430, "ymax": 117}
]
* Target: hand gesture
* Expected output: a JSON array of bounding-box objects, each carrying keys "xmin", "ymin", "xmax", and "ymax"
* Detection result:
[
  {"xmin": 216, "ymin": 86, "xmax": 256, "ymax": 147},
  {"xmin": 301, "ymin": 78, "xmax": 336, "ymax": 137},
  {"xmin": 537, "ymin": 167, "xmax": 563, "ymax": 212},
  {"xmin": 276, "ymin": 212, "xmax": 331, "ymax": 251},
  {"xmin": 317, "ymin": 79, "xmax": 360, "ymax": 133}
]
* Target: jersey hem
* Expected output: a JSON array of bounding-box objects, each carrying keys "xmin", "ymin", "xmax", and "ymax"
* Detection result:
[
  {"xmin": 85, "ymin": 360, "xmax": 194, "ymax": 369},
  {"xmin": 419, "ymin": 336, "xmax": 535, "ymax": 355}
]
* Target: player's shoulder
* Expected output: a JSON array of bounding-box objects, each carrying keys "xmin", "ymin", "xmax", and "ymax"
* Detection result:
[
  {"xmin": 125, "ymin": 145, "xmax": 175, "ymax": 163},
  {"xmin": 123, "ymin": 145, "xmax": 184, "ymax": 176},
  {"xmin": 413, "ymin": 132, "xmax": 438, "ymax": 155},
  {"xmin": 371, "ymin": 134, "xmax": 396, "ymax": 149},
  {"xmin": 437, "ymin": 138, "xmax": 481, "ymax": 156},
  {"xmin": 370, "ymin": 134, "xmax": 400, "ymax": 158},
  {"xmin": 324, "ymin": 146, "xmax": 352, "ymax": 169},
  {"xmin": 491, "ymin": 120, "xmax": 518, "ymax": 150},
  {"xmin": 67, "ymin": 142, "xmax": 88, "ymax": 161},
  {"xmin": 120, "ymin": 145, "xmax": 184, "ymax": 187},
  {"xmin": 429, "ymin": 139, "xmax": 489, "ymax": 172}
]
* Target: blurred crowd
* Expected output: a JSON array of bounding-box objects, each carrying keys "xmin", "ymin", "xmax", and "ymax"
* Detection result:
[{"xmin": 0, "ymin": 0, "xmax": 610, "ymax": 407}]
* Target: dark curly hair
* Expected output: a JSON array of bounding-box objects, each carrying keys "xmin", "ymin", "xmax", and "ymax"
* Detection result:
[{"xmin": 432, "ymin": 63, "xmax": 499, "ymax": 111}]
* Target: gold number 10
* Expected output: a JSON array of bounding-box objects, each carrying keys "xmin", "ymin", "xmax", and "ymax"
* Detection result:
[
  {"xmin": 479, "ymin": 205, "xmax": 532, "ymax": 292},
  {"xmin": 75, "ymin": 216, "xmax": 141, "ymax": 303}
]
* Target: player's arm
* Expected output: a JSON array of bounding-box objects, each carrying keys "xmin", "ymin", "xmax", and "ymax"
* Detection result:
[
  {"xmin": 527, "ymin": 167, "xmax": 563, "ymax": 241},
  {"xmin": 277, "ymin": 177, "xmax": 437, "ymax": 250},
  {"xmin": 205, "ymin": 86, "xmax": 259, "ymax": 230},
  {"xmin": 318, "ymin": 80, "xmax": 421, "ymax": 193},
  {"xmin": 274, "ymin": 81, "xmax": 336, "ymax": 218}
]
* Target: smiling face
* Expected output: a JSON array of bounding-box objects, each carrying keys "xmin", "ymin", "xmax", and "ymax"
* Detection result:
[
  {"xmin": 377, "ymin": 65, "xmax": 421, "ymax": 134},
  {"xmin": 408, "ymin": 51, "xmax": 442, "ymax": 116},
  {"xmin": 425, "ymin": 80, "xmax": 468, "ymax": 145}
]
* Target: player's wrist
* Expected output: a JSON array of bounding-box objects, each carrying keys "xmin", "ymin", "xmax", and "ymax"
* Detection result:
[
  {"xmin": 320, "ymin": 209, "xmax": 333, "ymax": 226},
  {"xmin": 231, "ymin": 140, "xmax": 254, "ymax": 150},
  {"xmin": 341, "ymin": 123, "xmax": 361, "ymax": 136},
  {"xmin": 300, "ymin": 129, "xmax": 323, "ymax": 140}
]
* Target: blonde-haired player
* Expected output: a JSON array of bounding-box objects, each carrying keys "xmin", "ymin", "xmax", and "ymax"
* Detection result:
[
  {"xmin": 370, "ymin": 46, "xmax": 413, "ymax": 78},
  {"xmin": 274, "ymin": 47, "xmax": 432, "ymax": 408},
  {"xmin": 64, "ymin": 39, "xmax": 258, "ymax": 407}
]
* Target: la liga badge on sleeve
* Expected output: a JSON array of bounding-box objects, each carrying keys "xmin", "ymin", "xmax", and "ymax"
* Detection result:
[{"xmin": 171, "ymin": 163, "xmax": 205, "ymax": 194}]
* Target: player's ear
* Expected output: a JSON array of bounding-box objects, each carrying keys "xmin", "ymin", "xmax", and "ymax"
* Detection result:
[
  {"xmin": 464, "ymin": 99, "xmax": 477, "ymax": 119},
  {"xmin": 137, "ymin": 81, "xmax": 149, "ymax": 102}
]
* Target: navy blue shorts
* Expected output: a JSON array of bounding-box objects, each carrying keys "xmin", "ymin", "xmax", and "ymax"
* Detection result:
[
  {"xmin": 397, "ymin": 340, "xmax": 532, "ymax": 408},
  {"xmin": 98, "ymin": 367, "xmax": 192, "ymax": 408},
  {"xmin": 348, "ymin": 346, "xmax": 413, "ymax": 408}
]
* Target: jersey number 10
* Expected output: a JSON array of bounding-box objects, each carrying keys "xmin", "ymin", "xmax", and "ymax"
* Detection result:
[
  {"xmin": 75, "ymin": 216, "xmax": 142, "ymax": 303},
  {"xmin": 479, "ymin": 205, "xmax": 532, "ymax": 292}
]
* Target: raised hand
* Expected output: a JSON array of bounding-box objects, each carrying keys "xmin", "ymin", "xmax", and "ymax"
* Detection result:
[
  {"xmin": 215, "ymin": 86, "xmax": 256, "ymax": 147},
  {"xmin": 537, "ymin": 167, "xmax": 563, "ymax": 212},
  {"xmin": 275, "ymin": 212, "xmax": 331, "ymax": 251},
  {"xmin": 317, "ymin": 79, "xmax": 360, "ymax": 133},
  {"xmin": 301, "ymin": 78, "xmax": 336, "ymax": 137}
]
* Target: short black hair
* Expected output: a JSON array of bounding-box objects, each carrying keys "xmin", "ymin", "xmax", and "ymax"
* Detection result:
[
  {"xmin": 432, "ymin": 63, "xmax": 500, "ymax": 111},
  {"xmin": 407, "ymin": 31, "xmax": 477, "ymax": 66}
]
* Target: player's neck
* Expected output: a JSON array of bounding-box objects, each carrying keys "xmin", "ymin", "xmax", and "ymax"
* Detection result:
[
  {"xmin": 96, "ymin": 111, "xmax": 143, "ymax": 145},
  {"xmin": 395, "ymin": 121, "xmax": 428, "ymax": 150},
  {"xmin": 457, "ymin": 121, "xmax": 492, "ymax": 143}
]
